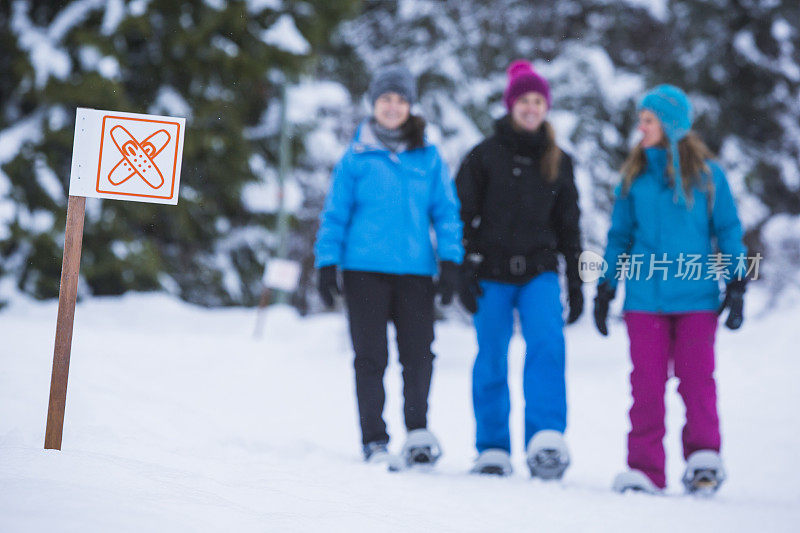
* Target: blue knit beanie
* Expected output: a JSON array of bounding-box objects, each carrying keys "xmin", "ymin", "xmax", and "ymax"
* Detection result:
[
  {"xmin": 638, "ymin": 84, "xmax": 693, "ymax": 205},
  {"xmin": 368, "ymin": 65, "xmax": 417, "ymax": 105}
]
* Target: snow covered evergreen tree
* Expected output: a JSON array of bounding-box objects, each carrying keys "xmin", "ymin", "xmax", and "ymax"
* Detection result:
[
  {"xmin": 0, "ymin": 0, "xmax": 357, "ymax": 305},
  {"xmin": 307, "ymin": 0, "xmax": 800, "ymax": 308},
  {"xmin": 2, "ymin": 0, "xmax": 798, "ymax": 308}
]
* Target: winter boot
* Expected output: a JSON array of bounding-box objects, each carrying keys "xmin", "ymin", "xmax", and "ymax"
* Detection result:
[
  {"xmin": 526, "ymin": 430, "xmax": 570, "ymax": 480},
  {"xmin": 400, "ymin": 428, "xmax": 442, "ymax": 467},
  {"xmin": 362, "ymin": 440, "xmax": 390, "ymax": 463},
  {"xmin": 470, "ymin": 449, "xmax": 513, "ymax": 476},
  {"xmin": 682, "ymin": 450, "xmax": 726, "ymax": 496},
  {"xmin": 612, "ymin": 470, "xmax": 661, "ymax": 494}
]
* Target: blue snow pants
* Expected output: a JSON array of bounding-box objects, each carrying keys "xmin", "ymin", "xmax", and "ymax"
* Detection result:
[{"xmin": 472, "ymin": 272, "xmax": 567, "ymax": 453}]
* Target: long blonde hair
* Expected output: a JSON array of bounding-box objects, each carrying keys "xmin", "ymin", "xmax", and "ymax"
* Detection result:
[
  {"xmin": 541, "ymin": 120, "xmax": 562, "ymax": 182},
  {"xmin": 620, "ymin": 132, "xmax": 715, "ymax": 208}
]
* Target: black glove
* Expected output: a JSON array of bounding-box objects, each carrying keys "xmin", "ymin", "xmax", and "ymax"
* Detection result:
[
  {"xmin": 593, "ymin": 282, "xmax": 616, "ymax": 336},
  {"xmin": 458, "ymin": 258, "xmax": 483, "ymax": 314},
  {"xmin": 317, "ymin": 265, "xmax": 340, "ymax": 308},
  {"xmin": 718, "ymin": 278, "xmax": 746, "ymax": 330},
  {"xmin": 436, "ymin": 261, "xmax": 459, "ymax": 306},
  {"xmin": 566, "ymin": 284, "xmax": 584, "ymax": 324}
]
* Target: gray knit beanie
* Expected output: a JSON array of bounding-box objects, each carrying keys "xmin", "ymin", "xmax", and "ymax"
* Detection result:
[{"xmin": 368, "ymin": 65, "xmax": 417, "ymax": 105}]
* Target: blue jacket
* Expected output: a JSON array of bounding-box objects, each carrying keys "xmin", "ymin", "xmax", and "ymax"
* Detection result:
[
  {"xmin": 600, "ymin": 147, "xmax": 746, "ymax": 313},
  {"xmin": 315, "ymin": 121, "xmax": 464, "ymax": 275}
]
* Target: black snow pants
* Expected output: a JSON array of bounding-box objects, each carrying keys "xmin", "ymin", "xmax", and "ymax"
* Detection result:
[{"xmin": 342, "ymin": 270, "xmax": 436, "ymax": 445}]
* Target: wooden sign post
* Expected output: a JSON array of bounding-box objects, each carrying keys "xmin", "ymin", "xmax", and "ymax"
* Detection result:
[
  {"xmin": 44, "ymin": 108, "xmax": 185, "ymax": 450},
  {"xmin": 44, "ymin": 195, "xmax": 86, "ymax": 450}
]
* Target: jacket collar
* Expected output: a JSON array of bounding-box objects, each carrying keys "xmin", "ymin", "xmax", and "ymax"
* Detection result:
[
  {"xmin": 351, "ymin": 120, "xmax": 387, "ymax": 154},
  {"xmin": 351, "ymin": 119, "xmax": 428, "ymax": 154},
  {"xmin": 494, "ymin": 115, "xmax": 547, "ymax": 156},
  {"xmin": 644, "ymin": 147, "xmax": 669, "ymax": 182}
]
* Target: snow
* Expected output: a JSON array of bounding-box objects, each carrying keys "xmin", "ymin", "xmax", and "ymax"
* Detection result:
[
  {"xmin": 536, "ymin": 43, "xmax": 644, "ymax": 117},
  {"xmin": 1, "ymin": 289, "xmax": 798, "ymax": 531},
  {"xmin": 17, "ymin": 208, "xmax": 55, "ymax": 234},
  {"xmin": 128, "ymin": 0, "xmax": 152, "ymax": 17},
  {"xmin": 0, "ymin": 112, "xmax": 45, "ymax": 239},
  {"xmin": 10, "ymin": 9, "xmax": 71, "ymax": 88},
  {"xmin": 717, "ymin": 137, "xmax": 770, "ymax": 230},
  {"xmin": 287, "ymin": 81, "xmax": 351, "ymax": 124},
  {"xmin": 244, "ymin": 104, "xmax": 282, "ymax": 140},
  {"xmin": 772, "ymin": 19, "xmax": 793, "ymax": 43},
  {"xmin": 241, "ymin": 173, "xmax": 303, "ymax": 214},
  {"xmin": 734, "ymin": 30, "xmax": 800, "ymax": 82},
  {"xmin": 212, "ymin": 35, "xmax": 240, "ymax": 57},
  {"xmin": 110, "ymin": 241, "xmax": 131, "ymax": 259},
  {"xmin": 243, "ymin": 153, "xmax": 303, "ymax": 215},
  {"xmin": 10, "ymin": 0, "xmax": 110, "ymax": 88},
  {"xmin": 620, "ymin": 0, "xmax": 668, "ymax": 22},
  {"xmin": 399, "ymin": 0, "xmax": 438, "ymax": 20},
  {"xmin": 433, "ymin": 94, "xmax": 484, "ymax": 168},
  {"xmin": 34, "ymin": 158, "xmax": 65, "ymax": 205},
  {"xmin": 149, "ymin": 86, "xmax": 193, "ymax": 120},
  {"xmin": 10, "ymin": 0, "xmax": 132, "ymax": 87},
  {"xmin": 216, "ymin": 252, "xmax": 242, "ymax": 300},
  {"xmin": 78, "ymin": 46, "xmax": 121, "ymax": 79},
  {"xmin": 157, "ymin": 273, "xmax": 181, "ymax": 295},
  {"xmin": 0, "ymin": 112, "xmax": 43, "ymax": 165},
  {"xmin": 760, "ymin": 214, "xmax": 800, "ymax": 290},
  {"xmin": 303, "ymin": 128, "xmax": 346, "ymax": 166},
  {"xmin": 777, "ymin": 154, "xmax": 800, "ymax": 190},
  {"xmin": 247, "ymin": 0, "xmax": 283, "ymax": 13},
  {"xmin": 47, "ymin": 106, "xmax": 69, "ymax": 131},
  {"xmin": 47, "ymin": 0, "xmax": 105, "ymax": 42},
  {"xmin": 84, "ymin": 197, "xmax": 103, "ymax": 224},
  {"xmin": 100, "ymin": 0, "xmax": 126, "ymax": 35},
  {"xmin": 203, "ymin": 0, "xmax": 226, "ymax": 11},
  {"xmin": 0, "ymin": 201, "xmax": 13, "ymax": 240},
  {"xmin": 260, "ymin": 14, "xmax": 311, "ymax": 55}
]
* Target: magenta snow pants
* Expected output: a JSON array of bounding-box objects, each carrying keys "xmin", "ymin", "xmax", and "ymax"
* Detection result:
[{"xmin": 624, "ymin": 311, "xmax": 721, "ymax": 489}]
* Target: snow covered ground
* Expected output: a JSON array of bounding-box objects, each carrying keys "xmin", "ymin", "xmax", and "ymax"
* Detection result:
[{"xmin": 1, "ymin": 288, "xmax": 798, "ymax": 532}]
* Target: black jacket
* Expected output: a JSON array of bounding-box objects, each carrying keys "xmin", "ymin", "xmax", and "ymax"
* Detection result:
[{"xmin": 455, "ymin": 116, "xmax": 582, "ymax": 286}]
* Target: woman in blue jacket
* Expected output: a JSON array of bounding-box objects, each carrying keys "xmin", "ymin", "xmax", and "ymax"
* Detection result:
[
  {"xmin": 314, "ymin": 66, "xmax": 463, "ymax": 465},
  {"xmin": 594, "ymin": 85, "xmax": 748, "ymax": 495}
]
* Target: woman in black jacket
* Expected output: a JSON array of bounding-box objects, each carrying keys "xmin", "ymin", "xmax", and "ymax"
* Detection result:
[{"xmin": 455, "ymin": 60, "xmax": 583, "ymax": 477}]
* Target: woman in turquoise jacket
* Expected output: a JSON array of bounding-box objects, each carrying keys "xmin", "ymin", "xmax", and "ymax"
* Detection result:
[
  {"xmin": 594, "ymin": 85, "xmax": 748, "ymax": 495},
  {"xmin": 314, "ymin": 66, "xmax": 463, "ymax": 465}
]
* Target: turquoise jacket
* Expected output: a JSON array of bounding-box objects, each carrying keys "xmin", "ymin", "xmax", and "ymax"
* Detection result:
[
  {"xmin": 600, "ymin": 147, "xmax": 746, "ymax": 313},
  {"xmin": 315, "ymin": 121, "xmax": 463, "ymax": 275}
]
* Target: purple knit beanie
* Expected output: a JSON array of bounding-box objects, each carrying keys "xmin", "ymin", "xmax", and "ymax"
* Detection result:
[{"xmin": 503, "ymin": 59, "xmax": 551, "ymax": 111}]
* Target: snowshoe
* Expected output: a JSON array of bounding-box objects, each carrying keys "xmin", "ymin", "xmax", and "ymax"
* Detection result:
[
  {"xmin": 470, "ymin": 449, "xmax": 513, "ymax": 476},
  {"xmin": 682, "ymin": 450, "xmax": 726, "ymax": 496},
  {"xmin": 526, "ymin": 430, "xmax": 570, "ymax": 480},
  {"xmin": 612, "ymin": 470, "xmax": 661, "ymax": 494},
  {"xmin": 400, "ymin": 428, "xmax": 442, "ymax": 468},
  {"xmin": 362, "ymin": 440, "xmax": 390, "ymax": 463}
]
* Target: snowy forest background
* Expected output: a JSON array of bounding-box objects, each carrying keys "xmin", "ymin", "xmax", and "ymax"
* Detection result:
[{"xmin": 2, "ymin": 0, "xmax": 799, "ymax": 310}]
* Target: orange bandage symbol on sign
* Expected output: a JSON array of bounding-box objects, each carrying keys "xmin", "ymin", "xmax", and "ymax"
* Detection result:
[{"xmin": 108, "ymin": 125, "xmax": 171, "ymax": 189}]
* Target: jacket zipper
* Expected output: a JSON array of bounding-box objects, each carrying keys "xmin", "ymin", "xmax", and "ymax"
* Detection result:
[{"xmin": 388, "ymin": 152, "xmax": 409, "ymax": 264}]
